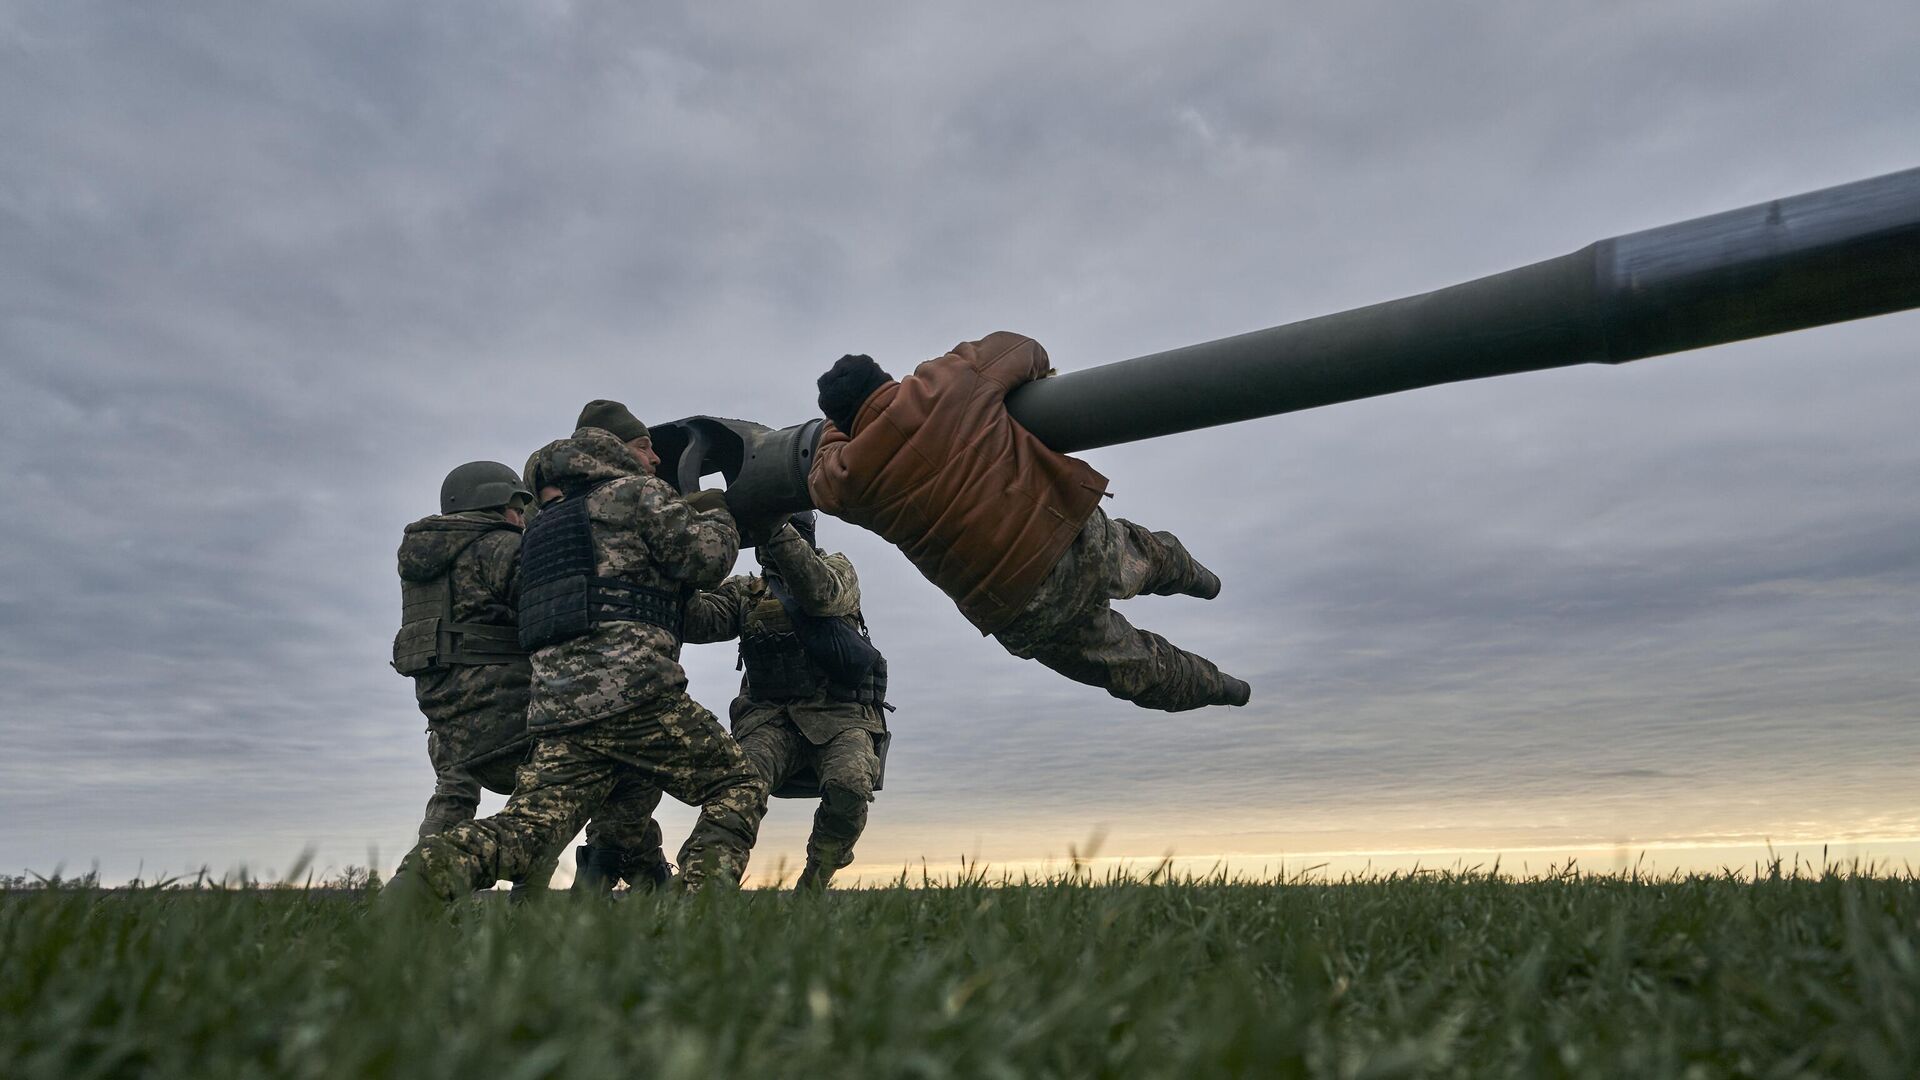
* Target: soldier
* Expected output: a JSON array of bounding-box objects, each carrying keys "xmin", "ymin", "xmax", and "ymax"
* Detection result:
[
  {"xmin": 392, "ymin": 461, "xmax": 670, "ymax": 894},
  {"xmin": 382, "ymin": 401, "xmax": 767, "ymax": 908},
  {"xmin": 684, "ymin": 512, "xmax": 889, "ymax": 891},
  {"xmin": 809, "ymin": 333, "xmax": 1250, "ymax": 713}
]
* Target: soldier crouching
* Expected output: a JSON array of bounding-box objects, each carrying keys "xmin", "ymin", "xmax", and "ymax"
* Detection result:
[
  {"xmin": 383, "ymin": 402, "xmax": 767, "ymax": 909},
  {"xmin": 394, "ymin": 462, "xmax": 538, "ymax": 842},
  {"xmin": 685, "ymin": 512, "xmax": 890, "ymax": 890}
]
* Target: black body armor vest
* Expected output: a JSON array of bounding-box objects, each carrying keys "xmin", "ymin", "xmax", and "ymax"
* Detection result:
[
  {"xmin": 737, "ymin": 585, "xmax": 888, "ymax": 707},
  {"xmin": 517, "ymin": 485, "xmax": 683, "ymax": 651},
  {"xmin": 392, "ymin": 527, "xmax": 527, "ymax": 677}
]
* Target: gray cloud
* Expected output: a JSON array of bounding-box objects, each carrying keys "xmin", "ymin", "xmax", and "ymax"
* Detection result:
[{"xmin": 2, "ymin": 0, "xmax": 1917, "ymax": 880}]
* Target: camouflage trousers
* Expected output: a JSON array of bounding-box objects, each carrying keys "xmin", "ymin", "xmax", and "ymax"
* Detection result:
[
  {"xmin": 418, "ymin": 736, "xmax": 524, "ymax": 840},
  {"xmin": 738, "ymin": 720, "xmax": 880, "ymax": 874},
  {"xmin": 994, "ymin": 507, "xmax": 1238, "ymax": 712},
  {"xmin": 581, "ymin": 782, "xmax": 671, "ymax": 886},
  {"xmin": 403, "ymin": 694, "xmax": 768, "ymax": 897},
  {"xmin": 418, "ymin": 734, "xmax": 669, "ymax": 889}
]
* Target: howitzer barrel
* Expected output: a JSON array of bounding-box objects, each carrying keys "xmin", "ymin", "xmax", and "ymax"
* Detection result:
[
  {"xmin": 653, "ymin": 168, "xmax": 1920, "ymax": 529},
  {"xmin": 1005, "ymin": 168, "xmax": 1920, "ymax": 452}
]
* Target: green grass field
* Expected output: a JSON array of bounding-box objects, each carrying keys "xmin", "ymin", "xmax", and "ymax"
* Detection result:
[{"xmin": 3, "ymin": 868, "xmax": 1917, "ymax": 1079}]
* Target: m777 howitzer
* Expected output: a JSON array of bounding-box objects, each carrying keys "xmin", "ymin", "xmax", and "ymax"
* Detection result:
[{"xmin": 654, "ymin": 167, "xmax": 1920, "ymax": 531}]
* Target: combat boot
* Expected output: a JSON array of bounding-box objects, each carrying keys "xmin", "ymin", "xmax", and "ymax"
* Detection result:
[
  {"xmin": 1184, "ymin": 563, "xmax": 1222, "ymax": 600},
  {"xmin": 1137, "ymin": 526, "xmax": 1221, "ymax": 599},
  {"xmin": 571, "ymin": 845, "xmax": 623, "ymax": 894},
  {"xmin": 794, "ymin": 860, "xmax": 835, "ymax": 892},
  {"xmin": 627, "ymin": 852, "xmax": 674, "ymax": 892},
  {"xmin": 1217, "ymin": 676, "xmax": 1252, "ymax": 707}
]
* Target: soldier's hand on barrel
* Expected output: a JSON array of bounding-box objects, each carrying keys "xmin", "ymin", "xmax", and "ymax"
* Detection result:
[
  {"xmin": 737, "ymin": 516, "xmax": 778, "ymax": 550},
  {"xmin": 684, "ymin": 488, "xmax": 731, "ymax": 516}
]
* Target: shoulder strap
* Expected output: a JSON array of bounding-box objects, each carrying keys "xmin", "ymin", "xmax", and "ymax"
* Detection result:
[
  {"xmin": 438, "ymin": 524, "xmax": 529, "ymax": 663},
  {"xmin": 765, "ymin": 575, "xmax": 881, "ymax": 686}
]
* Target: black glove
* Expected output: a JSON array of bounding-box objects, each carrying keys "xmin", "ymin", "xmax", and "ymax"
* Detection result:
[{"xmin": 738, "ymin": 517, "xmax": 778, "ymax": 550}]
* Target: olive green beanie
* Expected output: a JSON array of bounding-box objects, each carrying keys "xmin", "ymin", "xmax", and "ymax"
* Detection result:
[{"xmin": 576, "ymin": 399, "xmax": 649, "ymax": 443}]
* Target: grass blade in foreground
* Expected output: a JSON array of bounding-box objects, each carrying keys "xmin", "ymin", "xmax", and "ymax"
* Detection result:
[{"xmin": 2, "ymin": 868, "xmax": 1917, "ymax": 1078}]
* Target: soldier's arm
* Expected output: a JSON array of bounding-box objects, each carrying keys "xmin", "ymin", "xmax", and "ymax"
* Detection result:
[
  {"xmin": 970, "ymin": 331, "xmax": 1052, "ymax": 391},
  {"xmin": 629, "ymin": 476, "xmax": 742, "ymax": 590},
  {"xmin": 477, "ymin": 530, "xmax": 522, "ymax": 607},
  {"xmin": 806, "ymin": 423, "xmax": 854, "ymax": 514},
  {"xmin": 682, "ymin": 575, "xmax": 758, "ymax": 644},
  {"xmin": 761, "ymin": 525, "xmax": 859, "ymax": 617}
]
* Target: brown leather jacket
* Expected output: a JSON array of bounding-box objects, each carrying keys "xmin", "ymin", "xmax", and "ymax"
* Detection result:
[{"xmin": 808, "ymin": 332, "xmax": 1109, "ymax": 634}]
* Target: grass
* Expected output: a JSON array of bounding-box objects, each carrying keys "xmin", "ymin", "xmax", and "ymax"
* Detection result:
[{"xmin": 2, "ymin": 866, "xmax": 1917, "ymax": 1079}]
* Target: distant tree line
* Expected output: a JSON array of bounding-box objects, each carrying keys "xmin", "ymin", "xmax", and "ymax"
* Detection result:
[{"xmin": 0, "ymin": 867, "xmax": 378, "ymax": 890}]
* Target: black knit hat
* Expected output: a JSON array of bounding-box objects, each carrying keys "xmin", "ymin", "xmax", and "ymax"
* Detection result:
[
  {"xmin": 816, "ymin": 354, "xmax": 892, "ymax": 434},
  {"xmin": 576, "ymin": 399, "xmax": 649, "ymax": 443}
]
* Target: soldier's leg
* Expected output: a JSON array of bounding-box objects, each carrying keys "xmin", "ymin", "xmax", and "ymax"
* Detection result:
[
  {"xmin": 736, "ymin": 722, "xmax": 807, "ymax": 794},
  {"xmin": 579, "ymin": 782, "xmax": 670, "ymax": 891},
  {"xmin": 1021, "ymin": 601, "xmax": 1247, "ymax": 712},
  {"xmin": 396, "ymin": 736, "xmax": 617, "ymax": 902},
  {"xmin": 418, "ymin": 768, "xmax": 482, "ymax": 839},
  {"xmin": 801, "ymin": 729, "xmax": 881, "ymax": 888},
  {"xmin": 995, "ymin": 514, "xmax": 1246, "ymax": 712},
  {"xmin": 468, "ymin": 753, "xmax": 527, "ymax": 799},
  {"xmin": 418, "ymin": 731, "xmax": 483, "ymax": 838},
  {"xmin": 736, "ymin": 723, "xmax": 811, "ymax": 885},
  {"xmin": 618, "ymin": 697, "xmax": 769, "ymax": 890},
  {"xmin": 1108, "ymin": 517, "xmax": 1222, "ymax": 601},
  {"xmin": 516, "ymin": 845, "xmax": 564, "ymax": 899},
  {"xmin": 466, "ymin": 753, "xmax": 563, "ymax": 898}
]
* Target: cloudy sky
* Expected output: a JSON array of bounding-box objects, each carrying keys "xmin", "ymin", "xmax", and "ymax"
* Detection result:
[{"xmin": 3, "ymin": 1, "xmax": 1916, "ymax": 885}]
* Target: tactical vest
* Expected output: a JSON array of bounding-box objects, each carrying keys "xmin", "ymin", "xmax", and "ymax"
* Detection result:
[
  {"xmin": 738, "ymin": 592, "xmax": 888, "ymax": 707},
  {"xmin": 517, "ymin": 484, "xmax": 683, "ymax": 651},
  {"xmin": 392, "ymin": 527, "xmax": 528, "ymax": 676}
]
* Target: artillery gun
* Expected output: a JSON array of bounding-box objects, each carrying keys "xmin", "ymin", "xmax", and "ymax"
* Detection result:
[{"xmin": 653, "ymin": 168, "xmax": 1920, "ymax": 532}]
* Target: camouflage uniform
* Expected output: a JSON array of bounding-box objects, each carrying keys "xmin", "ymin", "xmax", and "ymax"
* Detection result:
[
  {"xmin": 993, "ymin": 507, "xmax": 1238, "ymax": 712},
  {"xmin": 513, "ymin": 454, "xmax": 673, "ymax": 886},
  {"xmin": 396, "ymin": 428, "xmax": 765, "ymax": 900},
  {"xmin": 684, "ymin": 522, "xmax": 887, "ymax": 886},
  {"xmin": 395, "ymin": 511, "xmax": 536, "ymax": 837},
  {"xmin": 393, "ymin": 509, "xmax": 668, "ymax": 885}
]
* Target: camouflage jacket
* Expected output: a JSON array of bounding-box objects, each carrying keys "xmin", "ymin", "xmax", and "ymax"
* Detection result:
[
  {"xmin": 395, "ymin": 510, "xmax": 531, "ymax": 769},
  {"xmin": 684, "ymin": 522, "xmax": 886, "ymax": 745},
  {"xmin": 522, "ymin": 427, "xmax": 741, "ymax": 731}
]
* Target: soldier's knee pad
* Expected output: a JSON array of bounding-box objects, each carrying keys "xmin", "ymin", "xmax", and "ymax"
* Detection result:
[{"xmin": 819, "ymin": 778, "xmax": 873, "ymax": 812}]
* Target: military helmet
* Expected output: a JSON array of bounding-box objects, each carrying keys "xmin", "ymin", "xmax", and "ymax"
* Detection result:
[{"xmin": 440, "ymin": 461, "xmax": 533, "ymax": 514}]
